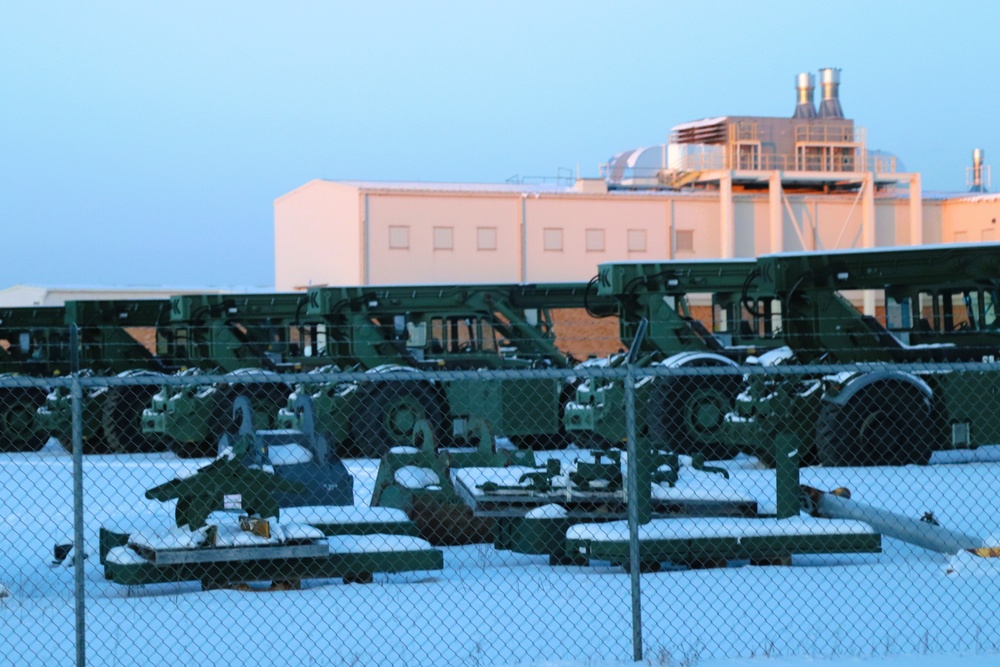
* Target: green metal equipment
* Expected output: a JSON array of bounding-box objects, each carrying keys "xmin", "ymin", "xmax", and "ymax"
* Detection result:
[
  {"xmin": 23, "ymin": 299, "xmax": 173, "ymax": 454},
  {"xmin": 453, "ymin": 400, "xmax": 881, "ymax": 568},
  {"xmin": 370, "ymin": 417, "xmax": 536, "ymax": 545},
  {"xmin": 279, "ymin": 282, "xmax": 616, "ymax": 458},
  {"xmin": 102, "ymin": 396, "xmax": 441, "ymax": 589},
  {"xmin": 721, "ymin": 242, "xmax": 1000, "ymax": 467},
  {"xmin": 563, "ymin": 259, "xmax": 782, "ymax": 457},
  {"xmin": 141, "ymin": 292, "xmax": 337, "ymax": 458}
]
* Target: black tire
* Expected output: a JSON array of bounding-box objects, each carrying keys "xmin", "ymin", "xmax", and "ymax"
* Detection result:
[
  {"xmin": 351, "ymin": 381, "xmax": 444, "ymax": 458},
  {"xmin": 815, "ymin": 380, "xmax": 934, "ymax": 467},
  {"xmin": 0, "ymin": 387, "xmax": 48, "ymax": 453},
  {"xmin": 647, "ymin": 367, "xmax": 742, "ymax": 461},
  {"xmin": 54, "ymin": 388, "xmax": 108, "ymax": 455},
  {"xmin": 102, "ymin": 385, "xmax": 165, "ymax": 454}
]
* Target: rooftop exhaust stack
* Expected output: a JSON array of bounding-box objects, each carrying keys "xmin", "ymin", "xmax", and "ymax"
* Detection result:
[
  {"xmin": 793, "ymin": 72, "xmax": 817, "ymax": 118},
  {"xmin": 817, "ymin": 67, "xmax": 844, "ymax": 119},
  {"xmin": 970, "ymin": 148, "xmax": 987, "ymax": 192}
]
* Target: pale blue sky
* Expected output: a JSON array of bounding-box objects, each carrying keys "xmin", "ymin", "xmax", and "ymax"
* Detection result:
[{"xmin": 2, "ymin": 1, "xmax": 997, "ymax": 289}]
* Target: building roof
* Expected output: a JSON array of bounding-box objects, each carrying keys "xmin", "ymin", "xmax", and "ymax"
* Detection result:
[
  {"xmin": 0, "ymin": 285, "xmax": 254, "ymax": 308},
  {"xmin": 331, "ymin": 180, "xmax": 571, "ymax": 194}
]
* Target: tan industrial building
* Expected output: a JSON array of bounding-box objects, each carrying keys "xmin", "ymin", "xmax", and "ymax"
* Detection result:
[{"xmin": 275, "ymin": 69, "xmax": 998, "ymax": 292}]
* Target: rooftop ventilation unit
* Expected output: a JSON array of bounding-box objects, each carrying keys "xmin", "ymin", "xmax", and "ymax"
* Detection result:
[
  {"xmin": 969, "ymin": 148, "xmax": 989, "ymax": 193},
  {"xmin": 793, "ymin": 72, "xmax": 817, "ymax": 119},
  {"xmin": 818, "ymin": 67, "xmax": 844, "ymax": 119}
]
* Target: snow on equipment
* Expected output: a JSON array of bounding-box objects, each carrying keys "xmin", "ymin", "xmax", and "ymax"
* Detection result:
[
  {"xmin": 370, "ymin": 416, "xmax": 536, "ymax": 545},
  {"xmin": 563, "ymin": 430, "xmax": 881, "ymax": 571},
  {"xmin": 101, "ymin": 396, "xmax": 441, "ymax": 589},
  {"xmin": 455, "ymin": 326, "xmax": 882, "ymax": 570},
  {"xmin": 455, "ymin": 447, "xmax": 760, "ymax": 565}
]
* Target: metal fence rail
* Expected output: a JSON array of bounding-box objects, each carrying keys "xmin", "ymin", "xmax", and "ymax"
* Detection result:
[{"xmin": 1, "ymin": 363, "xmax": 999, "ymax": 666}]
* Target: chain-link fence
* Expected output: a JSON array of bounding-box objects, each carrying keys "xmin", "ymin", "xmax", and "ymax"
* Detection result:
[{"xmin": 2, "ymin": 357, "xmax": 1000, "ymax": 666}]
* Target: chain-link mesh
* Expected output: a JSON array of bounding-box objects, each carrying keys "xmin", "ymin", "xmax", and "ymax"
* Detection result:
[{"xmin": 3, "ymin": 325, "xmax": 1000, "ymax": 665}]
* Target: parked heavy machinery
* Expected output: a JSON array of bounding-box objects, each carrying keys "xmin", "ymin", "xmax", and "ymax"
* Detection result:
[
  {"xmin": 141, "ymin": 293, "xmax": 336, "ymax": 458},
  {"xmin": 0, "ymin": 305, "xmax": 67, "ymax": 451},
  {"xmin": 563, "ymin": 259, "xmax": 783, "ymax": 457},
  {"xmin": 720, "ymin": 242, "xmax": 1000, "ymax": 467},
  {"xmin": 34, "ymin": 299, "xmax": 173, "ymax": 453},
  {"xmin": 279, "ymin": 282, "xmax": 617, "ymax": 457},
  {"xmin": 101, "ymin": 395, "xmax": 442, "ymax": 589}
]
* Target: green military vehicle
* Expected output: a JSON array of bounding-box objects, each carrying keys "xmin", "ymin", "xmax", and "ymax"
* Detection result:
[
  {"xmin": 720, "ymin": 242, "xmax": 1000, "ymax": 467},
  {"xmin": 0, "ymin": 305, "xmax": 68, "ymax": 451},
  {"xmin": 144, "ymin": 284, "xmax": 614, "ymax": 458},
  {"xmin": 563, "ymin": 259, "xmax": 782, "ymax": 457},
  {"xmin": 34, "ymin": 299, "xmax": 173, "ymax": 453},
  {"xmin": 278, "ymin": 282, "xmax": 616, "ymax": 457},
  {"xmin": 141, "ymin": 292, "xmax": 335, "ymax": 458}
]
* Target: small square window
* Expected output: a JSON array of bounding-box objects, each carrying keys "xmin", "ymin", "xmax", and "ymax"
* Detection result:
[
  {"xmin": 627, "ymin": 229, "xmax": 647, "ymax": 253},
  {"xmin": 477, "ymin": 227, "xmax": 497, "ymax": 251},
  {"xmin": 676, "ymin": 229, "xmax": 694, "ymax": 253},
  {"xmin": 954, "ymin": 230, "xmax": 968, "ymax": 243},
  {"xmin": 982, "ymin": 228, "xmax": 994, "ymax": 241},
  {"xmin": 543, "ymin": 228, "xmax": 563, "ymax": 252},
  {"xmin": 433, "ymin": 226, "xmax": 453, "ymax": 250},
  {"xmin": 585, "ymin": 229, "xmax": 605, "ymax": 252},
  {"xmin": 389, "ymin": 226, "xmax": 409, "ymax": 249}
]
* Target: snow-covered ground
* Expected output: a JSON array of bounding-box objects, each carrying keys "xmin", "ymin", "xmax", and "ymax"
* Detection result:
[{"xmin": 1, "ymin": 441, "xmax": 1000, "ymax": 667}]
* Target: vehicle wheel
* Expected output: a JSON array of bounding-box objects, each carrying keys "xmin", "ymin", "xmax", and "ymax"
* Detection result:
[
  {"xmin": 647, "ymin": 367, "xmax": 742, "ymax": 461},
  {"xmin": 815, "ymin": 380, "xmax": 934, "ymax": 467},
  {"xmin": 102, "ymin": 385, "xmax": 164, "ymax": 454},
  {"xmin": 0, "ymin": 387, "xmax": 48, "ymax": 453},
  {"xmin": 352, "ymin": 381, "xmax": 443, "ymax": 458},
  {"xmin": 53, "ymin": 390, "xmax": 108, "ymax": 455}
]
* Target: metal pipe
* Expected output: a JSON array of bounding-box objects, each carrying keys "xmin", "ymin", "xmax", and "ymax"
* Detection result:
[
  {"xmin": 625, "ymin": 318, "xmax": 648, "ymax": 663},
  {"xmin": 805, "ymin": 486, "xmax": 984, "ymax": 554},
  {"xmin": 71, "ymin": 324, "xmax": 86, "ymax": 667},
  {"xmin": 972, "ymin": 148, "xmax": 985, "ymax": 191}
]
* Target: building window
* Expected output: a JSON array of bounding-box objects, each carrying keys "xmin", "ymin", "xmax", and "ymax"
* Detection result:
[
  {"xmin": 433, "ymin": 226, "xmax": 453, "ymax": 250},
  {"xmin": 954, "ymin": 230, "xmax": 968, "ymax": 243},
  {"xmin": 477, "ymin": 227, "xmax": 497, "ymax": 251},
  {"xmin": 627, "ymin": 229, "xmax": 647, "ymax": 253},
  {"xmin": 982, "ymin": 228, "xmax": 995, "ymax": 242},
  {"xmin": 585, "ymin": 228, "xmax": 605, "ymax": 252},
  {"xmin": 676, "ymin": 229, "xmax": 694, "ymax": 253},
  {"xmin": 543, "ymin": 228, "xmax": 563, "ymax": 252},
  {"xmin": 389, "ymin": 225, "xmax": 409, "ymax": 249}
]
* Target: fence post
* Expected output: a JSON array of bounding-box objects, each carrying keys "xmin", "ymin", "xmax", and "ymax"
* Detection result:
[
  {"xmin": 70, "ymin": 323, "xmax": 86, "ymax": 667},
  {"xmin": 624, "ymin": 346, "xmax": 643, "ymax": 662}
]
